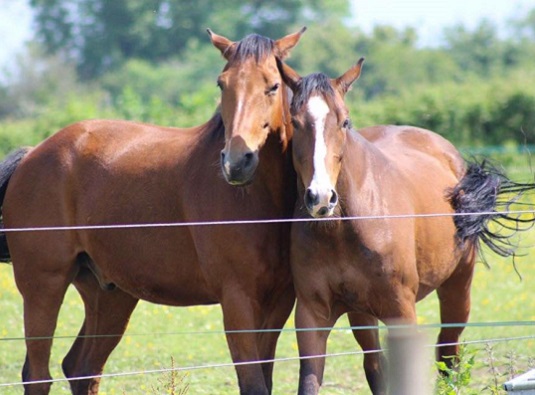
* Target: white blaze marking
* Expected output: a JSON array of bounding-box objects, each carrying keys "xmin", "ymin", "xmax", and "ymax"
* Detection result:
[
  {"xmin": 307, "ymin": 96, "xmax": 331, "ymax": 193},
  {"xmin": 224, "ymin": 89, "xmax": 246, "ymax": 167}
]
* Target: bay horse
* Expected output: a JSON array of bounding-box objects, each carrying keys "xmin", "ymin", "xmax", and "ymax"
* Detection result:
[
  {"xmin": 277, "ymin": 59, "xmax": 535, "ymax": 394},
  {"xmin": 0, "ymin": 28, "xmax": 306, "ymax": 395}
]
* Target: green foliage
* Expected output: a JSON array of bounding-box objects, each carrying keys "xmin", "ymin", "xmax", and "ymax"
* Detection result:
[
  {"xmin": 0, "ymin": 2, "xmax": 532, "ymax": 156},
  {"xmin": 444, "ymin": 20, "xmax": 505, "ymax": 77},
  {"xmin": 436, "ymin": 346, "xmax": 478, "ymax": 395},
  {"xmin": 288, "ymin": 18, "xmax": 358, "ymax": 77},
  {"xmin": 29, "ymin": 0, "xmax": 350, "ymax": 79},
  {"xmin": 2, "ymin": 65, "xmax": 535, "ymax": 159},
  {"xmin": 1, "ymin": 241, "xmax": 534, "ymax": 394},
  {"xmin": 356, "ymin": 26, "xmax": 461, "ymax": 98},
  {"xmin": 349, "ymin": 68, "xmax": 535, "ymax": 147},
  {"xmin": 100, "ymin": 40, "xmax": 223, "ymax": 109},
  {"xmin": 0, "ymin": 43, "xmax": 81, "ymax": 118}
]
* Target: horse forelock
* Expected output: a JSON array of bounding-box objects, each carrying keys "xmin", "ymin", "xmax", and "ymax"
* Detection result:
[
  {"xmin": 230, "ymin": 34, "xmax": 275, "ymax": 64},
  {"xmin": 291, "ymin": 73, "xmax": 335, "ymax": 114}
]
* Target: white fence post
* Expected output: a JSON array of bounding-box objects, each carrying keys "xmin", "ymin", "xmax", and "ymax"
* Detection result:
[{"xmin": 387, "ymin": 324, "xmax": 431, "ymax": 395}]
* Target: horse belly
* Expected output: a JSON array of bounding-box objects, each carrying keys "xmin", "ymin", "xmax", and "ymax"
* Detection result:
[
  {"xmin": 414, "ymin": 214, "xmax": 462, "ymax": 299},
  {"xmin": 82, "ymin": 227, "xmax": 218, "ymax": 306}
]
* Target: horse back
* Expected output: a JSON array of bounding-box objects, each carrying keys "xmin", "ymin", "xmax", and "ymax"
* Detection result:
[
  {"xmin": 4, "ymin": 119, "xmax": 197, "ymax": 225},
  {"xmin": 359, "ymin": 125, "xmax": 465, "ymax": 181}
]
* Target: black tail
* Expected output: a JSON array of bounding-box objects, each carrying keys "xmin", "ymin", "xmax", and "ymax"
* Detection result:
[
  {"xmin": 0, "ymin": 147, "xmax": 31, "ymax": 263},
  {"xmin": 448, "ymin": 158, "xmax": 535, "ymax": 260}
]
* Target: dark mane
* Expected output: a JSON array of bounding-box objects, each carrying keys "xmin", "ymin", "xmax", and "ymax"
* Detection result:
[
  {"xmin": 291, "ymin": 73, "xmax": 335, "ymax": 113},
  {"xmin": 230, "ymin": 34, "xmax": 275, "ymax": 63},
  {"xmin": 206, "ymin": 111, "xmax": 225, "ymax": 143}
]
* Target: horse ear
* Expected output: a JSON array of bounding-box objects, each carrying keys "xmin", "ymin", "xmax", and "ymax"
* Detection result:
[
  {"xmin": 276, "ymin": 58, "xmax": 301, "ymax": 93},
  {"xmin": 274, "ymin": 26, "xmax": 307, "ymax": 60},
  {"xmin": 334, "ymin": 57, "xmax": 365, "ymax": 96},
  {"xmin": 207, "ymin": 29, "xmax": 236, "ymax": 60}
]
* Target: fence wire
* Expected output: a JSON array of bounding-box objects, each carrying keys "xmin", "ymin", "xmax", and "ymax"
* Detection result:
[
  {"xmin": 0, "ymin": 320, "xmax": 534, "ymax": 342},
  {"xmin": 0, "ymin": 208, "xmax": 535, "ymax": 234},
  {"xmin": 0, "ymin": 333, "xmax": 533, "ymax": 388},
  {"xmin": 1, "ymin": 204, "xmax": 534, "ymax": 389}
]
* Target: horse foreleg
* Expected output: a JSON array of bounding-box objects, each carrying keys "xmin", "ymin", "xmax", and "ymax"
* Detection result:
[
  {"xmin": 295, "ymin": 300, "xmax": 340, "ymax": 395},
  {"xmin": 256, "ymin": 284, "xmax": 295, "ymax": 393},
  {"xmin": 221, "ymin": 293, "xmax": 272, "ymax": 395},
  {"xmin": 62, "ymin": 271, "xmax": 138, "ymax": 395},
  {"xmin": 347, "ymin": 312, "xmax": 387, "ymax": 395},
  {"xmin": 436, "ymin": 254, "xmax": 475, "ymax": 370}
]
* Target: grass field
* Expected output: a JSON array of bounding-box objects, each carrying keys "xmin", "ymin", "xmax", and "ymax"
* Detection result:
[
  {"xmin": 0, "ymin": 235, "xmax": 533, "ymax": 394},
  {"xmin": 1, "ymin": 159, "xmax": 534, "ymax": 394}
]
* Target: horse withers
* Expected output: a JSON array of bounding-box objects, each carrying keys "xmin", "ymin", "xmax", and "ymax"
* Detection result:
[
  {"xmin": 0, "ymin": 28, "xmax": 305, "ymax": 395},
  {"xmin": 277, "ymin": 58, "xmax": 535, "ymax": 394}
]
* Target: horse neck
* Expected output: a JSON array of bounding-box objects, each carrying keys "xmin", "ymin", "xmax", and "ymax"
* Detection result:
[
  {"xmin": 256, "ymin": 130, "xmax": 296, "ymax": 215},
  {"xmin": 337, "ymin": 131, "xmax": 384, "ymax": 216}
]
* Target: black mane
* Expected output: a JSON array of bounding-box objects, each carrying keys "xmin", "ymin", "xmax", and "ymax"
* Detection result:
[
  {"xmin": 230, "ymin": 34, "xmax": 275, "ymax": 63},
  {"xmin": 291, "ymin": 73, "xmax": 335, "ymax": 113}
]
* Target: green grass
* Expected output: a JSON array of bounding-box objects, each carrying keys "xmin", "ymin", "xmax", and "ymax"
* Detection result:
[
  {"xmin": 1, "ymin": 163, "xmax": 534, "ymax": 394},
  {"xmin": 0, "ymin": 242, "xmax": 533, "ymax": 394}
]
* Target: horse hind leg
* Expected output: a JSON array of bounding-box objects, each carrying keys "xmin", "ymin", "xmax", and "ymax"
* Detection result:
[
  {"xmin": 347, "ymin": 312, "xmax": 387, "ymax": 395},
  {"xmin": 62, "ymin": 268, "xmax": 138, "ymax": 395},
  {"xmin": 435, "ymin": 250, "xmax": 476, "ymax": 370},
  {"xmin": 14, "ymin": 257, "xmax": 76, "ymax": 394}
]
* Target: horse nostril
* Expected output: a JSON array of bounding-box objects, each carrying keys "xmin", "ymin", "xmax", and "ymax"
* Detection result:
[
  {"xmin": 220, "ymin": 151, "xmax": 226, "ymax": 163},
  {"xmin": 305, "ymin": 188, "xmax": 320, "ymax": 207},
  {"xmin": 243, "ymin": 152, "xmax": 254, "ymax": 167},
  {"xmin": 329, "ymin": 189, "xmax": 338, "ymax": 205},
  {"xmin": 317, "ymin": 207, "xmax": 328, "ymax": 216}
]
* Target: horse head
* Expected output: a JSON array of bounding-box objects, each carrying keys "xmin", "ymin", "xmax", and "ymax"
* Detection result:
[
  {"xmin": 278, "ymin": 58, "xmax": 364, "ymax": 217},
  {"xmin": 208, "ymin": 27, "xmax": 306, "ymax": 186}
]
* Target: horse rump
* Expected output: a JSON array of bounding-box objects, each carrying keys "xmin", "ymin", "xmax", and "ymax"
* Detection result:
[{"xmin": 447, "ymin": 158, "xmax": 535, "ymax": 258}]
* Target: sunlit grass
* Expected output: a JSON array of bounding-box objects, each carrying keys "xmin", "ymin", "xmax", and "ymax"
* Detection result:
[
  {"xmin": 0, "ymin": 164, "xmax": 534, "ymax": 394},
  {"xmin": 0, "ymin": 237, "xmax": 532, "ymax": 394}
]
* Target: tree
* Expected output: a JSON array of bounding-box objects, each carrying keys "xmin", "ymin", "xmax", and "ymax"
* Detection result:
[
  {"xmin": 29, "ymin": 0, "xmax": 351, "ymax": 80},
  {"xmin": 0, "ymin": 42, "xmax": 80, "ymax": 118},
  {"xmin": 443, "ymin": 19, "xmax": 505, "ymax": 77}
]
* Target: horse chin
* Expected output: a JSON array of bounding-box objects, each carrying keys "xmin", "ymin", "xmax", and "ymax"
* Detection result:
[
  {"xmin": 309, "ymin": 206, "xmax": 335, "ymax": 219},
  {"xmin": 222, "ymin": 169, "xmax": 255, "ymax": 187},
  {"xmin": 227, "ymin": 178, "xmax": 253, "ymax": 187}
]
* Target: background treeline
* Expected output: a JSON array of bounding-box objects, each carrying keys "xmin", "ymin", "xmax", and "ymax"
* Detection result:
[{"xmin": 1, "ymin": 0, "xmax": 535, "ymax": 157}]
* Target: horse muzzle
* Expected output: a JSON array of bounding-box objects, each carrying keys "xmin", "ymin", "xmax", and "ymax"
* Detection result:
[
  {"xmin": 220, "ymin": 150, "xmax": 259, "ymax": 186},
  {"xmin": 304, "ymin": 186, "xmax": 338, "ymax": 218}
]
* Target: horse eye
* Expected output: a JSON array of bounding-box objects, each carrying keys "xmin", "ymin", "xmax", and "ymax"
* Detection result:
[
  {"xmin": 342, "ymin": 119, "xmax": 352, "ymax": 129},
  {"xmin": 216, "ymin": 79, "xmax": 224, "ymax": 91},
  {"xmin": 266, "ymin": 83, "xmax": 280, "ymax": 95}
]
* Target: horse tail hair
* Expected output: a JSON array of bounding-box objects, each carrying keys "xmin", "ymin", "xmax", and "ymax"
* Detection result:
[
  {"xmin": 447, "ymin": 158, "xmax": 535, "ymax": 261},
  {"xmin": 0, "ymin": 147, "xmax": 32, "ymax": 263}
]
